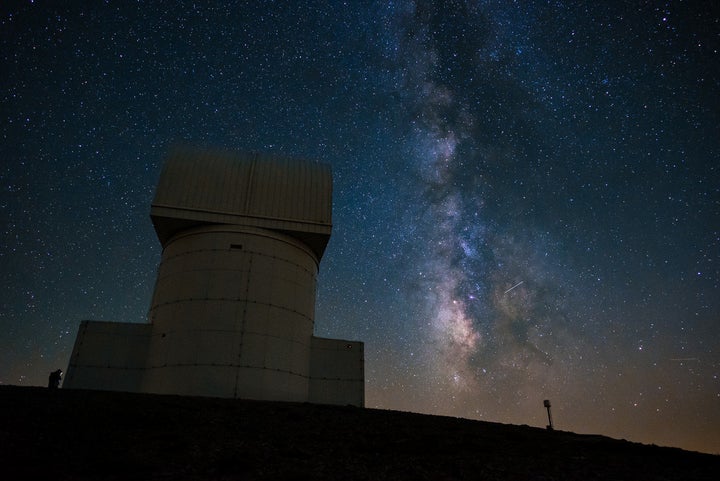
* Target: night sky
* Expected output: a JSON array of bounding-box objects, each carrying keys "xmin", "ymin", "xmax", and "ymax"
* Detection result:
[{"xmin": 2, "ymin": 1, "xmax": 719, "ymax": 454}]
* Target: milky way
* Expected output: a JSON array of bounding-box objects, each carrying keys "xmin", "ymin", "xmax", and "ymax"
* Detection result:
[
  {"xmin": 377, "ymin": 2, "xmax": 591, "ymax": 422},
  {"xmin": 1, "ymin": 1, "xmax": 718, "ymax": 454}
]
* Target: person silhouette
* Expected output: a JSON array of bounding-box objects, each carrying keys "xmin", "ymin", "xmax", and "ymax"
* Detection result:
[{"xmin": 48, "ymin": 369, "xmax": 62, "ymax": 389}]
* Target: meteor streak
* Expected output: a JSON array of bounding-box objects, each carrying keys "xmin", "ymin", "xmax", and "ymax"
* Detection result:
[{"xmin": 503, "ymin": 281, "xmax": 524, "ymax": 294}]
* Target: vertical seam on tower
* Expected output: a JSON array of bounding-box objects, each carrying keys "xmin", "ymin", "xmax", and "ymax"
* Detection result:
[
  {"xmin": 243, "ymin": 154, "xmax": 256, "ymax": 212},
  {"xmin": 234, "ymin": 250, "xmax": 252, "ymax": 398}
]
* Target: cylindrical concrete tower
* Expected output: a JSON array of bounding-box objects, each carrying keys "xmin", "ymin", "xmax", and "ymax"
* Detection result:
[
  {"xmin": 143, "ymin": 149, "xmax": 333, "ymax": 400},
  {"xmin": 143, "ymin": 225, "xmax": 318, "ymax": 400}
]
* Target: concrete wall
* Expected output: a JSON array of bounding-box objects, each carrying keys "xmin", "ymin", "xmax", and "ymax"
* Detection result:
[
  {"xmin": 309, "ymin": 337, "xmax": 365, "ymax": 407},
  {"xmin": 64, "ymin": 321, "xmax": 151, "ymax": 392}
]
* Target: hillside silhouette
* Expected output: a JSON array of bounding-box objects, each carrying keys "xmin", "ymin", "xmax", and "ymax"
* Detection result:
[{"xmin": 1, "ymin": 385, "xmax": 717, "ymax": 480}]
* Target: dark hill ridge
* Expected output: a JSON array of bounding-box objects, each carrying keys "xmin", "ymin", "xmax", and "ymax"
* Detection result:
[{"xmin": 1, "ymin": 385, "xmax": 717, "ymax": 480}]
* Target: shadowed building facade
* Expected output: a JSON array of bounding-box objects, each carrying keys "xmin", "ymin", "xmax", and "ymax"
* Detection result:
[{"xmin": 64, "ymin": 149, "xmax": 364, "ymax": 407}]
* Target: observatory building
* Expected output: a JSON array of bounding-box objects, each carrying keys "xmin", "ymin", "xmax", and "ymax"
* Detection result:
[{"xmin": 64, "ymin": 149, "xmax": 364, "ymax": 407}]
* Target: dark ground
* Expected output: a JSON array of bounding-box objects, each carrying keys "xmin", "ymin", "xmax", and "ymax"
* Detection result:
[{"xmin": 1, "ymin": 385, "xmax": 718, "ymax": 480}]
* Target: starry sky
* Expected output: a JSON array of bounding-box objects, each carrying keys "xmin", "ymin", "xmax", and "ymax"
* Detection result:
[{"xmin": 2, "ymin": 1, "xmax": 719, "ymax": 454}]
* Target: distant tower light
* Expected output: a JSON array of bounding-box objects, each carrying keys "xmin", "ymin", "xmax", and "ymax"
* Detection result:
[{"xmin": 543, "ymin": 399, "xmax": 554, "ymax": 430}]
